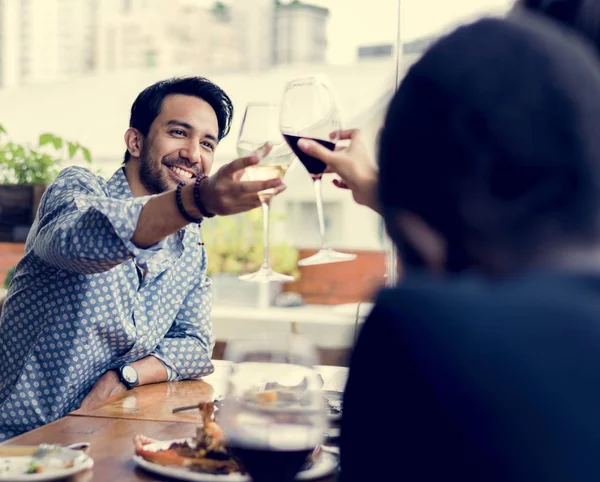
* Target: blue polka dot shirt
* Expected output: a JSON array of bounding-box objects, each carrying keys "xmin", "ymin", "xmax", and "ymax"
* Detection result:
[{"xmin": 0, "ymin": 166, "xmax": 215, "ymax": 440}]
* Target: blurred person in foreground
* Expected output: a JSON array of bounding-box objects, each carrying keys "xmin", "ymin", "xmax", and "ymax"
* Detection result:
[
  {"xmin": 0, "ymin": 77, "xmax": 285, "ymax": 440},
  {"xmin": 516, "ymin": 0, "xmax": 600, "ymax": 52},
  {"xmin": 307, "ymin": 16, "xmax": 600, "ymax": 482}
]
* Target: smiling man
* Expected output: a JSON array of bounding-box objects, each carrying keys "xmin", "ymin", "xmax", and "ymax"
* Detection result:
[{"xmin": 0, "ymin": 77, "xmax": 285, "ymax": 440}]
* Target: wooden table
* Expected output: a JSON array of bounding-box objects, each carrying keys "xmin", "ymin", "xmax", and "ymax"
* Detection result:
[
  {"xmin": 70, "ymin": 361, "xmax": 348, "ymax": 423},
  {"xmin": 0, "ymin": 361, "xmax": 347, "ymax": 481},
  {"xmin": 1, "ymin": 415, "xmax": 203, "ymax": 481},
  {"xmin": 70, "ymin": 379, "xmax": 215, "ymax": 424}
]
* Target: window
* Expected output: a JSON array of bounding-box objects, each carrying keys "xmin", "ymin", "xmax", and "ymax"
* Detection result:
[{"xmin": 6, "ymin": 0, "xmax": 531, "ymax": 364}]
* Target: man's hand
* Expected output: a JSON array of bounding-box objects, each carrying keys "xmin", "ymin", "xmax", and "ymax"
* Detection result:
[
  {"xmin": 79, "ymin": 370, "xmax": 127, "ymax": 411},
  {"xmin": 131, "ymin": 144, "xmax": 287, "ymax": 249},
  {"xmin": 200, "ymin": 143, "xmax": 286, "ymax": 215},
  {"xmin": 297, "ymin": 129, "xmax": 380, "ymax": 214}
]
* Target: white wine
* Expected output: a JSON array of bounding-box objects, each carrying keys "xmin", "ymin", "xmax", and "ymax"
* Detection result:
[
  {"xmin": 245, "ymin": 164, "xmax": 290, "ymax": 202},
  {"xmin": 244, "ymin": 164, "xmax": 289, "ymax": 182},
  {"xmin": 237, "ymin": 142, "xmax": 293, "ymax": 202}
]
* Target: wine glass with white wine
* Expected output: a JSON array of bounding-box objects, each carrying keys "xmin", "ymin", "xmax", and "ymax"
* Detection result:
[{"xmin": 236, "ymin": 102, "xmax": 295, "ymax": 283}]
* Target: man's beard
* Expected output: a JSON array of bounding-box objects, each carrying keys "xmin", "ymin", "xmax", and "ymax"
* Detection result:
[{"xmin": 138, "ymin": 143, "xmax": 171, "ymax": 195}]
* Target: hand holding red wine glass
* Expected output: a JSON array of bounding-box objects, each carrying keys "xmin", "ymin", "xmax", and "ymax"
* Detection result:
[{"xmin": 280, "ymin": 76, "xmax": 357, "ymax": 266}]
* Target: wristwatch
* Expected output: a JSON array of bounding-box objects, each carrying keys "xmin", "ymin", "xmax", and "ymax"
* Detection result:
[{"xmin": 117, "ymin": 364, "xmax": 139, "ymax": 389}]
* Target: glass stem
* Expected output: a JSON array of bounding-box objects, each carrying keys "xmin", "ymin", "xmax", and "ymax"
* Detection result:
[
  {"xmin": 261, "ymin": 199, "xmax": 271, "ymax": 269},
  {"xmin": 313, "ymin": 177, "xmax": 328, "ymax": 250}
]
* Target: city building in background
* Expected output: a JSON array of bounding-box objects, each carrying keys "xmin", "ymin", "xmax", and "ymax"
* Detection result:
[
  {"xmin": 0, "ymin": 0, "xmax": 96, "ymax": 87},
  {"xmin": 273, "ymin": 0, "xmax": 329, "ymax": 65},
  {"xmin": 0, "ymin": 0, "xmax": 332, "ymax": 86},
  {"xmin": 95, "ymin": 0, "xmax": 241, "ymax": 72}
]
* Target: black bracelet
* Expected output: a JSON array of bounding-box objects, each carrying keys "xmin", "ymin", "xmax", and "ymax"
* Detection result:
[
  {"xmin": 175, "ymin": 182, "xmax": 203, "ymax": 224},
  {"xmin": 193, "ymin": 175, "xmax": 216, "ymax": 218}
]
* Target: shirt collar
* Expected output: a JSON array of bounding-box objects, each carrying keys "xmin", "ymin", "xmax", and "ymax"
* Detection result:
[{"xmin": 107, "ymin": 167, "xmax": 133, "ymax": 201}]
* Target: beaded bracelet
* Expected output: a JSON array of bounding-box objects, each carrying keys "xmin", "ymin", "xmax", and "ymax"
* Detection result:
[
  {"xmin": 175, "ymin": 182, "xmax": 204, "ymax": 224},
  {"xmin": 193, "ymin": 174, "xmax": 216, "ymax": 218}
]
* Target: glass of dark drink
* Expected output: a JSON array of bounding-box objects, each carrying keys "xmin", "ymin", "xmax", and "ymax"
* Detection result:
[
  {"xmin": 220, "ymin": 333, "xmax": 326, "ymax": 482},
  {"xmin": 280, "ymin": 75, "xmax": 357, "ymax": 266}
]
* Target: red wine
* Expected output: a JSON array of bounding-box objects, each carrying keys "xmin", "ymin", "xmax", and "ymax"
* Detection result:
[
  {"xmin": 229, "ymin": 444, "xmax": 313, "ymax": 482},
  {"xmin": 283, "ymin": 134, "xmax": 335, "ymax": 178}
]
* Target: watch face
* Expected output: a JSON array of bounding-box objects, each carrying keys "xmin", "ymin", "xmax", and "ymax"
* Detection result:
[{"xmin": 122, "ymin": 365, "xmax": 137, "ymax": 384}]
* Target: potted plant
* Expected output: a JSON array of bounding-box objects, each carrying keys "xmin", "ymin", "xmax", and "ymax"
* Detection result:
[
  {"xmin": 0, "ymin": 125, "xmax": 92, "ymax": 242},
  {"xmin": 203, "ymin": 208, "xmax": 299, "ymax": 308}
]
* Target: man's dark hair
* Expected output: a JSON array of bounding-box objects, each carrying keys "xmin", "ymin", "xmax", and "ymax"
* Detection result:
[
  {"xmin": 522, "ymin": 0, "xmax": 600, "ymax": 55},
  {"xmin": 124, "ymin": 76, "xmax": 233, "ymax": 162},
  {"xmin": 378, "ymin": 16, "xmax": 600, "ymax": 268}
]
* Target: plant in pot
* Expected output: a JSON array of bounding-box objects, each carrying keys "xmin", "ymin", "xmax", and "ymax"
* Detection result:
[
  {"xmin": 203, "ymin": 208, "xmax": 299, "ymax": 308},
  {"xmin": 0, "ymin": 125, "xmax": 92, "ymax": 242}
]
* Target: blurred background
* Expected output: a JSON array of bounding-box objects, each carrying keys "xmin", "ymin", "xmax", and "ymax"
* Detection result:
[{"xmin": 0, "ymin": 0, "xmax": 513, "ymax": 363}]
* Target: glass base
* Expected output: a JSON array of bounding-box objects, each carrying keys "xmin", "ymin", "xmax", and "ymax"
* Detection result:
[
  {"xmin": 238, "ymin": 266, "xmax": 295, "ymax": 283},
  {"xmin": 298, "ymin": 248, "xmax": 357, "ymax": 267}
]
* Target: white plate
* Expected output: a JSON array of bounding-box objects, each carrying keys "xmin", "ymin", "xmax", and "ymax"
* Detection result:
[
  {"xmin": 133, "ymin": 439, "xmax": 338, "ymax": 482},
  {"xmin": 0, "ymin": 447, "xmax": 93, "ymax": 481}
]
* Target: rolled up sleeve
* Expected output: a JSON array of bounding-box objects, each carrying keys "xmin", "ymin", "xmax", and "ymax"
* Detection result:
[{"xmin": 151, "ymin": 276, "xmax": 215, "ymax": 381}]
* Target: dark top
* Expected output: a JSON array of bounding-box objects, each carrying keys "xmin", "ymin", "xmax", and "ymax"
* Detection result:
[{"xmin": 341, "ymin": 271, "xmax": 600, "ymax": 481}]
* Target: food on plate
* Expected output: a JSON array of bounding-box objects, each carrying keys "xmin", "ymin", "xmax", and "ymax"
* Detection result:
[
  {"xmin": 254, "ymin": 390, "xmax": 279, "ymax": 405},
  {"xmin": 134, "ymin": 402, "xmax": 322, "ymax": 475},
  {"xmin": 135, "ymin": 402, "xmax": 239, "ymax": 475},
  {"xmin": 0, "ymin": 446, "xmax": 80, "ymax": 477}
]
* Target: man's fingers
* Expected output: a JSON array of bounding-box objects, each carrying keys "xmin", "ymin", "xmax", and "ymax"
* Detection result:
[
  {"xmin": 238, "ymin": 178, "xmax": 283, "ymax": 194},
  {"xmin": 221, "ymin": 155, "xmax": 260, "ymax": 177},
  {"xmin": 254, "ymin": 142, "xmax": 273, "ymax": 160},
  {"xmin": 271, "ymin": 184, "xmax": 287, "ymax": 196},
  {"xmin": 222, "ymin": 142, "xmax": 273, "ymax": 178}
]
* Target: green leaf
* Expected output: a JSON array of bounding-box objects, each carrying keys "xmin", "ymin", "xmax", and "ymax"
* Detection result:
[
  {"xmin": 0, "ymin": 124, "xmax": 6, "ymax": 134},
  {"xmin": 2, "ymin": 127, "xmax": 93, "ymax": 184},
  {"xmin": 67, "ymin": 141, "xmax": 79, "ymax": 159},
  {"xmin": 51, "ymin": 136, "xmax": 63, "ymax": 150},
  {"xmin": 81, "ymin": 147, "xmax": 92, "ymax": 164},
  {"xmin": 38, "ymin": 133, "xmax": 54, "ymax": 146}
]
